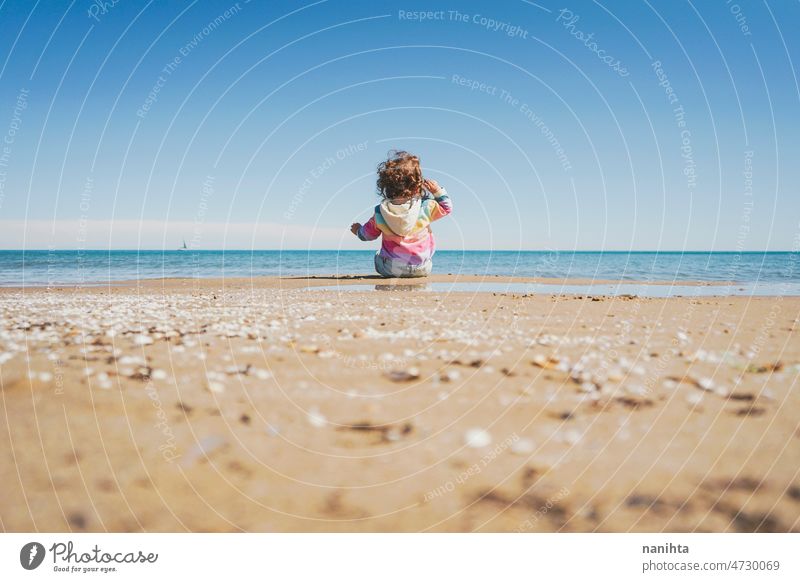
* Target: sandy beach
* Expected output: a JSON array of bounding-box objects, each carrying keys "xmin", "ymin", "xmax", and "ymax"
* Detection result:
[{"xmin": 1, "ymin": 275, "xmax": 798, "ymax": 532}]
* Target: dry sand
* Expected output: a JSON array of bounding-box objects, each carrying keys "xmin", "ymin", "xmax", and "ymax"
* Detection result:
[{"xmin": 1, "ymin": 275, "xmax": 799, "ymax": 532}]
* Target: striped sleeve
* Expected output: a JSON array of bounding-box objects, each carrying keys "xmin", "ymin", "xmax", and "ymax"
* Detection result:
[
  {"xmin": 428, "ymin": 189, "xmax": 452, "ymax": 222},
  {"xmin": 357, "ymin": 215, "xmax": 381, "ymax": 241}
]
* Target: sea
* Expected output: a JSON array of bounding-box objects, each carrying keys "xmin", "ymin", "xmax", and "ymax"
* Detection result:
[{"xmin": 1, "ymin": 250, "xmax": 798, "ymax": 292}]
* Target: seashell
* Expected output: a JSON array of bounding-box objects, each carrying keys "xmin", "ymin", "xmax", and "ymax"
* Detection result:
[
  {"xmin": 441, "ymin": 370, "xmax": 461, "ymax": 382},
  {"xmin": 464, "ymin": 428, "xmax": 492, "ymax": 448},
  {"xmin": 254, "ymin": 368, "xmax": 272, "ymax": 380},
  {"xmin": 695, "ymin": 377, "xmax": 714, "ymax": 391},
  {"xmin": 510, "ymin": 438, "xmax": 535, "ymax": 455},
  {"xmin": 385, "ymin": 367, "xmax": 420, "ymax": 382},
  {"xmin": 686, "ymin": 392, "xmax": 703, "ymax": 406},
  {"xmin": 307, "ymin": 407, "xmax": 326, "ymax": 428},
  {"xmin": 607, "ymin": 368, "xmax": 624, "ymax": 381},
  {"xmin": 151, "ymin": 369, "xmax": 168, "ymax": 380},
  {"xmin": 532, "ymin": 354, "xmax": 561, "ymax": 370}
]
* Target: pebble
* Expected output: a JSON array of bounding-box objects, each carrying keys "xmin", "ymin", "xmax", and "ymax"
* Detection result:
[
  {"xmin": 696, "ymin": 377, "xmax": 715, "ymax": 391},
  {"xmin": 207, "ymin": 381, "xmax": 226, "ymax": 394},
  {"xmin": 307, "ymin": 407, "xmax": 327, "ymax": 428},
  {"xmin": 510, "ymin": 438, "xmax": 535, "ymax": 455},
  {"xmin": 561, "ymin": 429, "xmax": 582, "ymax": 445},
  {"xmin": 441, "ymin": 370, "xmax": 461, "ymax": 382},
  {"xmin": 151, "ymin": 369, "xmax": 168, "ymax": 380},
  {"xmin": 254, "ymin": 368, "xmax": 272, "ymax": 380},
  {"xmin": 384, "ymin": 428, "xmax": 402, "ymax": 442},
  {"xmin": 686, "ymin": 392, "xmax": 703, "ymax": 406},
  {"xmin": 531, "ymin": 353, "xmax": 570, "ymax": 372},
  {"xmin": 464, "ymin": 428, "xmax": 492, "ymax": 448},
  {"xmin": 607, "ymin": 368, "xmax": 625, "ymax": 382},
  {"xmin": 625, "ymin": 384, "xmax": 647, "ymax": 396},
  {"xmin": 95, "ymin": 371, "xmax": 112, "ymax": 390},
  {"xmin": 386, "ymin": 367, "xmax": 420, "ymax": 382}
]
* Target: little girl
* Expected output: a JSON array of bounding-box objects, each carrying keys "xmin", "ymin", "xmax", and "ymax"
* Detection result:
[{"xmin": 350, "ymin": 151, "xmax": 452, "ymax": 278}]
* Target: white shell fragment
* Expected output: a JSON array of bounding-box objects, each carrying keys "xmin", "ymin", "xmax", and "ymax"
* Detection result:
[
  {"xmin": 510, "ymin": 438, "xmax": 536, "ymax": 455},
  {"xmin": 307, "ymin": 407, "xmax": 327, "ymax": 428},
  {"xmin": 464, "ymin": 428, "xmax": 492, "ymax": 448},
  {"xmin": 207, "ymin": 381, "xmax": 226, "ymax": 394}
]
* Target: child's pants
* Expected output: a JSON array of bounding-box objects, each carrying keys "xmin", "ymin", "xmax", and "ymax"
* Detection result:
[{"xmin": 374, "ymin": 254, "xmax": 432, "ymax": 278}]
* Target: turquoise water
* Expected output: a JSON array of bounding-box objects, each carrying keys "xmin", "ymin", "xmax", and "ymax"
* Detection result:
[{"xmin": 0, "ymin": 250, "xmax": 798, "ymax": 288}]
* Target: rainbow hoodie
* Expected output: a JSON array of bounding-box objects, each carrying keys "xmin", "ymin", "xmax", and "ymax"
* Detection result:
[{"xmin": 357, "ymin": 189, "xmax": 453, "ymax": 267}]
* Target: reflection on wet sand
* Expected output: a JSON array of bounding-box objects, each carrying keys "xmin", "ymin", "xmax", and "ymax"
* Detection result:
[{"xmin": 374, "ymin": 283, "xmax": 430, "ymax": 292}]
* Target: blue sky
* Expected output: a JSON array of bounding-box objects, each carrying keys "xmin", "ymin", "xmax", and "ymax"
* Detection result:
[{"xmin": 0, "ymin": 0, "xmax": 797, "ymax": 250}]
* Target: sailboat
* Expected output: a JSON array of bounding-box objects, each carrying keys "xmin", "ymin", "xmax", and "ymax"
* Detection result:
[{"xmin": 178, "ymin": 239, "xmax": 188, "ymax": 251}]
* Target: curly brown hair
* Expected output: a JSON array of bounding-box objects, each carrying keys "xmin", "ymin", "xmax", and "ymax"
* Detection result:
[{"xmin": 376, "ymin": 150, "xmax": 423, "ymax": 201}]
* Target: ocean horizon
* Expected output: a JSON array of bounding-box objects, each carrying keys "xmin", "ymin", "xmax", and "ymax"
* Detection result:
[{"xmin": 1, "ymin": 249, "xmax": 797, "ymax": 287}]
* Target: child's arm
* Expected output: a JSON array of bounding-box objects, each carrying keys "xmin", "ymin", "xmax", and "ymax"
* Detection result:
[
  {"xmin": 423, "ymin": 179, "xmax": 452, "ymax": 222},
  {"xmin": 351, "ymin": 216, "xmax": 380, "ymax": 241}
]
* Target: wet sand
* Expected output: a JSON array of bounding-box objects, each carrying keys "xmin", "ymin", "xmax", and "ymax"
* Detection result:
[{"xmin": 1, "ymin": 275, "xmax": 799, "ymax": 532}]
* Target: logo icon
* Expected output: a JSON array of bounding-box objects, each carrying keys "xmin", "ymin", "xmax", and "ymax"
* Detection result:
[{"xmin": 20, "ymin": 542, "xmax": 46, "ymax": 570}]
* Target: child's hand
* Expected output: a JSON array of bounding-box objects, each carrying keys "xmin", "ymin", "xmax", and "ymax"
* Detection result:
[
  {"xmin": 423, "ymin": 179, "xmax": 442, "ymax": 195},
  {"xmin": 350, "ymin": 222, "xmax": 361, "ymax": 236}
]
